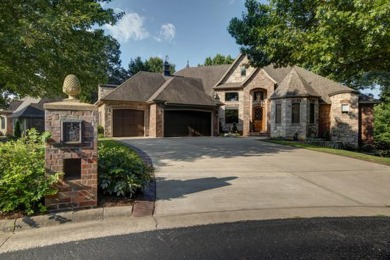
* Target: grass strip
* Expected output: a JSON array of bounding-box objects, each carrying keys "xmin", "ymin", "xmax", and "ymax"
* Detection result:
[{"xmin": 262, "ymin": 140, "xmax": 390, "ymax": 166}]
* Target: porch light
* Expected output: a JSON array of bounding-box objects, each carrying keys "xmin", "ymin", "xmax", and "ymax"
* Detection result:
[{"xmin": 341, "ymin": 104, "xmax": 349, "ymax": 113}]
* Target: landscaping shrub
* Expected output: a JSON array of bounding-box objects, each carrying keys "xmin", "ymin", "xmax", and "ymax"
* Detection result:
[
  {"xmin": 373, "ymin": 103, "xmax": 390, "ymax": 157},
  {"xmin": 98, "ymin": 140, "xmax": 152, "ymax": 197},
  {"xmin": 0, "ymin": 129, "xmax": 61, "ymax": 215},
  {"xmin": 97, "ymin": 125, "xmax": 104, "ymax": 138}
]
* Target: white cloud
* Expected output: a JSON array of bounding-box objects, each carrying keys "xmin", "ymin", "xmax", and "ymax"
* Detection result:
[
  {"xmin": 154, "ymin": 23, "xmax": 176, "ymax": 42},
  {"xmin": 105, "ymin": 12, "xmax": 149, "ymax": 43}
]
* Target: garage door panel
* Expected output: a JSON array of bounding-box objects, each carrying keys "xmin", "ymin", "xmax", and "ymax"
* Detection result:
[
  {"xmin": 113, "ymin": 109, "xmax": 144, "ymax": 137},
  {"xmin": 164, "ymin": 110, "xmax": 211, "ymax": 137}
]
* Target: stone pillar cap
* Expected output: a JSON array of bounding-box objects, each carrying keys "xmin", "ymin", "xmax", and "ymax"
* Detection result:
[{"xmin": 63, "ymin": 74, "xmax": 81, "ymax": 100}]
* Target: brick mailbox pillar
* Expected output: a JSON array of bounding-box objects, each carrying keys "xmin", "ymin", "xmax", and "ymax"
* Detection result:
[{"xmin": 44, "ymin": 74, "xmax": 98, "ymax": 210}]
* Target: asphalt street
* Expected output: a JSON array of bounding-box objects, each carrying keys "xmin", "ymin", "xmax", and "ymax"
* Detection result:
[{"xmin": 2, "ymin": 217, "xmax": 390, "ymax": 259}]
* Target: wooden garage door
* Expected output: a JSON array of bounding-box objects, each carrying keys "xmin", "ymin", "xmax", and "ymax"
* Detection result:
[
  {"xmin": 113, "ymin": 109, "xmax": 144, "ymax": 137},
  {"xmin": 164, "ymin": 110, "xmax": 211, "ymax": 137}
]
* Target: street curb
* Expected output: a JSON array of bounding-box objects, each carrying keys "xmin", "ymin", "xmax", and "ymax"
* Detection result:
[
  {"xmin": 0, "ymin": 206, "xmax": 132, "ymax": 233},
  {"xmin": 0, "ymin": 142, "xmax": 156, "ymax": 233}
]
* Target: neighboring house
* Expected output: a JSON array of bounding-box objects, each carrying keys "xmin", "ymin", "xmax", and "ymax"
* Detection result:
[
  {"xmin": 97, "ymin": 54, "xmax": 378, "ymax": 146},
  {"xmin": 0, "ymin": 97, "xmax": 59, "ymax": 136},
  {"xmin": 0, "ymin": 100, "xmax": 22, "ymax": 136}
]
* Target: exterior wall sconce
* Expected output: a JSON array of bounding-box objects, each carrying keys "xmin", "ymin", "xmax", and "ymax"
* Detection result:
[{"xmin": 341, "ymin": 104, "xmax": 349, "ymax": 114}]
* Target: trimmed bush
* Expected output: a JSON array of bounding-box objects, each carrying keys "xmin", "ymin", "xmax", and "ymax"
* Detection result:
[
  {"xmin": 14, "ymin": 120, "xmax": 22, "ymax": 138},
  {"xmin": 98, "ymin": 140, "xmax": 153, "ymax": 197},
  {"xmin": 0, "ymin": 129, "xmax": 61, "ymax": 215}
]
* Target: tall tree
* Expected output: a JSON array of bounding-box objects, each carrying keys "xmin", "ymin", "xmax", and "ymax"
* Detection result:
[
  {"xmin": 128, "ymin": 57, "xmax": 148, "ymax": 76},
  {"xmin": 128, "ymin": 56, "xmax": 175, "ymax": 76},
  {"xmin": 202, "ymin": 54, "xmax": 235, "ymax": 66},
  {"xmin": 228, "ymin": 0, "xmax": 390, "ymax": 97},
  {"xmin": 107, "ymin": 66, "xmax": 131, "ymax": 85},
  {"xmin": 0, "ymin": 0, "xmax": 123, "ymax": 104}
]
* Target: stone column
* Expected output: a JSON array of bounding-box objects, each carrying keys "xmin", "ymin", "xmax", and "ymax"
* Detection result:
[{"xmin": 44, "ymin": 75, "xmax": 98, "ymax": 211}]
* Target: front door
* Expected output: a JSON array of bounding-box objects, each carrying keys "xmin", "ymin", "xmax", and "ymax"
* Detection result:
[{"xmin": 252, "ymin": 106, "xmax": 263, "ymax": 132}]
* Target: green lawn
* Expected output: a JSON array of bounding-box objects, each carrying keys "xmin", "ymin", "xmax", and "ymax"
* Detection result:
[{"xmin": 262, "ymin": 140, "xmax": 390, "ymax": 166}]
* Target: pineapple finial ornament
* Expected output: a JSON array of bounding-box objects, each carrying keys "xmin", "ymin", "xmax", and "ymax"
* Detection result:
[{"xmin": 63, "ymin": 74, "xmax": 81, "ymax": 100}]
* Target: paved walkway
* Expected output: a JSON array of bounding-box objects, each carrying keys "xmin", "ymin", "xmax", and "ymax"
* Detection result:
[{"xmin": 120, "ymin": 137, "xmax": 390, "ymax": 217}]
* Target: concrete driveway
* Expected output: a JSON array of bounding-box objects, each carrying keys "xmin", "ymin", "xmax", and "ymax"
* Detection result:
[{"xmin": 120, "ymin": 137, "xmax": 390, "ymax": 219}]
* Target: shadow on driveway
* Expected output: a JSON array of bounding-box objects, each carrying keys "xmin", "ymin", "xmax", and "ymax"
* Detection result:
[{"xmin": 156, "ymin": 176, "xmax": 237, "ymax": 200}]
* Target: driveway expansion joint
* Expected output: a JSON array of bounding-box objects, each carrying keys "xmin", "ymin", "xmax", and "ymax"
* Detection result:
[{"xmin": 287, "ymin": 171, "xmax": 365, "ymax": 206}]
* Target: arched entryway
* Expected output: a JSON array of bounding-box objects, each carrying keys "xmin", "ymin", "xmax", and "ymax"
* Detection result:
[{"xmin": 251, "ymin": 89, "xmax": 267, "ymax": 133}]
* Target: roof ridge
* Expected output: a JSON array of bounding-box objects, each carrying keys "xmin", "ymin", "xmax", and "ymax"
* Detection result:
[
  {"xmin": 292, "ymin": 68, "xmax": 321, "ymax": 96},
  {"xmin": 147, "ymin": 77, "xmax": 175, "ymax": 102}
]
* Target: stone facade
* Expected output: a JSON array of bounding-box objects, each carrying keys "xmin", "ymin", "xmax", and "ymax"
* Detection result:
[
  {"xmin": 329, "ymin": 93, "xmax": 359, "ymax": 145},
  {"xmin": 44, "ymin": 101, "xmax": 98, "ymax": 211},
  {"xmin": 216, "ymin": 67, "xmax": 276, "ymax": 136},
  {"xmin": 225, "ymin": 56, "xmax": 256, "ymax": 84},
  {"xmin": 217, "ymin": 90, "xmax": 241, "ymax": 133},
  {"xmin": 242, "ymin": 69, "xmax": 275, "ymax": 136},
  {"xmin": 270, "ymin": 98, "xmax": 319, "ymax": 140}
]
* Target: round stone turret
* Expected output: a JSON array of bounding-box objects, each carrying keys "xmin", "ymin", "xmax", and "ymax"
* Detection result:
[{"xmin": 63, "ymin": 74, "xmax": 81, "ymax": 100}]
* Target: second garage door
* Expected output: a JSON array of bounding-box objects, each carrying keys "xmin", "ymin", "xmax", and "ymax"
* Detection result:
[
  {"xmin": 113, "ymin": 109, "xmax": 144, "ymax": 137},
  {"xmin": 164, "ymin": 110, "xmax": 211, "ymax": 137}
]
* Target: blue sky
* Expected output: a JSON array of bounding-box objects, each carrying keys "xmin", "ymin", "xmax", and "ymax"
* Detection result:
[
  {"xmin": 101, "ymin": 0, "xmax": 379, "ymax": 97},
  {"xmin": 102, "ymin": 0, "xmax": 251, "ymax": 70}
]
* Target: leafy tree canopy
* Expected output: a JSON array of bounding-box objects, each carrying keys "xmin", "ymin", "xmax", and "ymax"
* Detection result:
[
  {"xmin": 127, "ymin": 56, "xmax": 176, "ymax": 76},
  {"xmin": 228, "ymin": 0, "xmax": 390, "ymax": 99},
  {"xmin": 201, "ymin": 54, "xmax": 235, "ymax": 66},
  {"xmin": 0, "ymin": 0, "xmax": 123, "ymax": 104}
]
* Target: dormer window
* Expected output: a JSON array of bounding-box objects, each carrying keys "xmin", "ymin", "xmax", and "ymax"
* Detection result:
[{"xmin": 240, "ymin": 66, "xmax": 246, "ymax": 76}]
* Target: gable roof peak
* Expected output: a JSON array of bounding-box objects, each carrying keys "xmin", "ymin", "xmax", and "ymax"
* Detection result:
[{"xmin": 270, "ymin": 67, "xmax": 320, "ymax": 100}]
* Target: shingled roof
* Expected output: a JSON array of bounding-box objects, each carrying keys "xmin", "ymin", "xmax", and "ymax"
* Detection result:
[
  {"xmin": 270, "ymin": 68, "xmax": 321, "ymax": 100},
  {"xmin": 262, "ymin": 64, "xmax": 293, "ymax": 83},
  {"xmin": 9, "ymin": 104, "xmax": 44, "ymax": 118},
  {"xmin": 293, "ymin": 67, "xmax": 356, "ymax": 103},
  {"xmin": 101, "ymin": 71, "xmax": 167, "ymax": 102},
  {"xmin": 175, "ymin": 65, "xmax": 230, "ymax": 96},
  {"xmin": 259, "ymin": 65, "xmax": 356, "ymax": 103},
  {"xmin": 150, "ymin": 76, "xmax": 219, "ymax": 107}
]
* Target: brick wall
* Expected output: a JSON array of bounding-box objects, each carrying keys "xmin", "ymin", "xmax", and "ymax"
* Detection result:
[
  {"xmin": 149, "ymin": 103, "xmax": 164, "ymax": 137},
  {"xmin": 359, "ymin": 104, "xmax": 375, "ymax": 144},
  {"xmin": 44, "ymin": 101, "xmax": 98, "ymax": 211},
  {"xmin": 318, "ymin": 104, "xmax": 331, "ymax": 139},
  {"xmin": 101, "ymin": 101, "xmax": 148, "ymax": 137}
]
